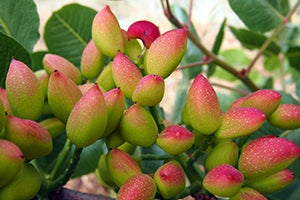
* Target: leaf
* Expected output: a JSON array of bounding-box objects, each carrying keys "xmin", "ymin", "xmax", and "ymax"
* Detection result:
[
  {"xmin": 230, "ymin": 26, "xmax": 281, "ymax": 55},
  {"xmin": 141, "ymin": 144, "xmax": 165, "ymax": 174},
  {"xmin": 31, "ymin": 51, "xmax": 48, "ymax": 72},
  {"xmin": 228, "ymin": 0, "xmax": 283, "ymax": 33},
  {"xmin": 278, "ymin": 25, "xmax": 300, "ymax": 48},
  {"xmin": 208, "ymin": 19, "xmax": 227, "ymax": 77},
  {"xmin": 263, "ymin": 55, "xmax": 280, "ymax": 72},
  {"xmin": 296, "ymin": 79, "xmax": 300, "ymax": 99},
  {"xmin": 44, "ymin": 3, "xmax": 97, "ymax": 67},
  {"xmin": 71, "ymin": 139, "xmax": 106, "ymax": 178},
  {"xmin": 0, "ymin": 0, "xmax": 39, "ymax": 52},
  {"xmin": 171, "ymin": 4, "xmax": 203, "ymax": 80},
  {"xmin": 0, "ymin": 32, "xmax": 31, "ymax": 88},
  {"xmin": 266, "ymin": 0, "xmax": 290, "ymax": 16},
  {"xmin": 212, "ymin": 49, "xmax": 251, "ymax": 82},
  {"xmin": 286, "ymin": 46, "xmax": 300, "ymax": 70},
  {"xmin": 279, "ymin": 91, "xmax": 299, "ymax": 105}
]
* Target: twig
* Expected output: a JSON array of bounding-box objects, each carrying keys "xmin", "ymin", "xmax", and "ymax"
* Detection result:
[
  {"xmin": 245, "ymin": 0, "xmax": 300, "ymax": 75},
  {"xmin": 176, "ymin": 58, "xmax": 212, "ymax": 70},
  {"xmin": 211, "ymin": 82, "xmax": 250, "ymax": 95},
  {"xmin": 48, "ymin": 187, "xmax": 114, "ymax": 200},
  {"xmin": 161, "ymin": 0, "xmax": 259, "ymax": 91}
]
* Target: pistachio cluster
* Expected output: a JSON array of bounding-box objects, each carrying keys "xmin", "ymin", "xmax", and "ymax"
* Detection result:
[{"xmin": 0, "ymin": 4, "xmax": 300, "ymax": 200}]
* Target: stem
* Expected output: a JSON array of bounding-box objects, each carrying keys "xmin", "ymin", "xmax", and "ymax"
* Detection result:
[
  {"xmin": 149, "ymin": 106, "xmax": 165, "ymax": 132},
  {"xmin": 141, "ymin": 153, "xmax": 174, "ymax": 160},
  {"xmin": 245, "ymin": 0, "xmax": 300, "ymax": 75},
  {"xmin": 211, "ymin": 82, "xmax": 250, "ymax": 95},
  {"xmin": 176, "ymin": 59, "xmax": 212, "ymax": 70},
  {"xmin": 49, "ymin": 139, "xmax": 73, "ymax": 180},
  {"xmin": 161, "ymin": 0, "xmax": 259, "ymax": 91},
  {"xmin": 48, "ymin": 146, "xmax": 82, "ymax": 191}
]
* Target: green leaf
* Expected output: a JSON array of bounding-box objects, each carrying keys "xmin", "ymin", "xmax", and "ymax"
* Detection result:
[
  {"xmin": 141, "ymin": 144, "xmax": 165, "ymax": 174},
  {"xmin": 171, "ymin": 4, "xmax": 203, "ymax": 80},
  {"xmin": 267, "ymin": 0, "xmax": 290, "ymax": 16},
  {"xmin": 279, "ymin": 91, "xmax": 299, "ymax": 105},
  {"xmin": 263, "ymin": 55, "xmax": 280, "ymax": 72},
  {"xmin": 0, "ymin": 32, "xmax": 31, "ymax": 88},
  {"xmin": 278, "ymin": 25, "xmax": 300, "ymax": 50},
  {"xmin": 221, "ymin": 49, "xmax": 251, "ymax": 68},
  {"xmin": 72, "ymin": 139, "xmax": 106, "ymax": 178},
  {"xmin": 44, "ymin": 3, "xmax": 97, "ymax": 66},
  {"xmin": 208, "ymin": 19, "xmax": 227, "ymax": 77},
  {"xmin": 31, "ymin": 51, "xmax": 48, "ymax": 72},
  {"xmin": 230, "ymin": 26, "xmax": 281, "ymax": 55},
  {"xmin": 228, "ymin": 0, "xmax": 283, "ymax": 33},
  {"xmin": 286, "ymin": 46, "xmax": 300, "ymax": 70},
  {"xmin": 213, "ymin": 49, "xmax": 251, "ymax": 81},
  {"xmin": 296, "ymin": 79, "xmax": 300, "ymax": 99},
  {"xmin": 0, "ymin": 0, "xmax": 39, "ymax": 52}
]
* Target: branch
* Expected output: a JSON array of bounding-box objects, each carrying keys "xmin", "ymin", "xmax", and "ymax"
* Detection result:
[
  {"xmin": 245, "ymin": 0, "xmax": 300, "ymax": 75},
  {"xmin": 48, "ymin": 187, "xmax": 114, "ymax": 200},
  {"xmin": 161, "ymin": 0, "xmax": 259, "ymax": 91}
]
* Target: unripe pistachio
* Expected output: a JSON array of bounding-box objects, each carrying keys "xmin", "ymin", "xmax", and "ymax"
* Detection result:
[
  {"xmin": 205, "ymin": 141, "xmax": 239, "ymax": 171},
  {"xmin": 154, "ymin": 160, "xmax": 186, "ymax": 199},
  {"xmin": 117, "ymin": 174, "xmax": 156, "ymax": 200},
  {"xmin": 92, "ymin": 5, "xmax": 125, "ymax": 57},
  {"xmin": 78, "ymin": 82, "xmax": 105, "ymax": 95},
  {"xmin": 39, "ymin": 117, "xmax": 65, "ymax": 138},
  {"xmin": 120, "ymin": 104, "xmax": 158, "ymax": 147},
  {"xmin": 112, "ymin": 52, "xmax": 143, "ymax": 99},
  {"xmin": 241, "ymin": 89, "xmax": 282, "ymax": 116},
  {"xmin": 144, "ymin": 28, "xmax": 187, "ymax": 78},
  {"xmin": 5, "ymin": 115, "xmax": 53, "ymax": 160},
  {"xmin": 66, "ymin": 84, "xmax": 107, "ymax": 147},
  {"xmin": 97, "ymin": 154, "xmax": 117, "ymax": 188},
  {"xmin": 106, "ymin": 148, "xmax": 142, "ymax": 187},
  {"xmin": 238, "ymin": 136, "xmax": 300, "ymax": 179},
  {"xmin": 0, "ymin": 88, "xmax": 12, "ymax": 115},
  {"xmin": 268, "ymin": 104, "xmax": 300, "ymax": 129},
  {"xmin": 186, "ymin": 74, "xmax": 222, "ymax": 135},
  {"xmin": 80, "ymin": 39, "xmax": 104, "ymax": 80},
  {"xmin": 180, "ymin": 103, "xmax": 190, "ymax": 126},
  {"xmin": 230, "ymin": 187, "xmax": 267, "ymax": 200},
  {"xmin": 105, "ymin": 129, "xmax": 125, "ymax": 149},
  {"xmin": 127, "ymin": 20, "xmax": 160, "ymax": 49},
  {"xmin": 6, "ymin": 59, "xmax": 44, "ymax": 121},
  {"xmin": 48, "ymin": 70, "xmax": 82, "ymax": 124},
  {"xmin": 43, "ymin": 53, "xmax": 82, "ymax": 85},
  {"xmin": 78, "ymin": 82, "xmax": 95, "ymax": 95},
  {"xmin": 35, "ymin": 69, "xmax": 49, "ymax": 99},
  {"xmin": 228, "ymin": 96, "xmax": 247, "ymax": 110},
  {"xmin": 215, "ymin": 107, "xmax": 266, "ymax": 139},
  {"xmin": 0, "ymin": 139, "xmax": 24, "ymax": 188},
  {"xmin": 96, "ymin": 62, "xmax": 116, "ymax": 91},
  {"xmin": 132, "ymin": 74, "xmax": 165, "ymax": 106},
  {"xmin": 156, "ymin": 125, "xmax": 194, "ymax": 155},
  {"xmin": 0, "ymin": 164, "xmax": 42, "ymax": 200},
  {"xmin": 103, "ymin": 88, "xmax": 126, "ymax": 137},
  {"xmin": 122, "ymin": 30, "xmax": 143, "ymax": 60},
  {"xmin": 118, "ymin": 142, "xmax": 136, "ymax": 155},
  {"xmin": 245, "ymin": 169, "xmax": 295, "ymax": 194},
  {"xmin": 203, "ymin": 164, "xmax": 244, "ymax": 197}
]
